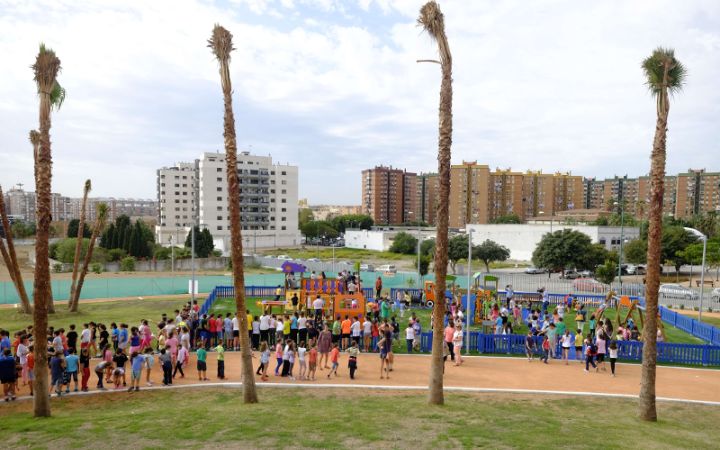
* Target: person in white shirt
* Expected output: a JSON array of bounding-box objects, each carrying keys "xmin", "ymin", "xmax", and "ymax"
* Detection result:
[
  {"xmin": 268, "ymin": 316, "xmax": 276, "ymax": 345},
  {"xmin": 232, "ymin": 314, "xmax": 240, "ymax": 351},
  {"xmin": 405, "ymin": 322, "xmax": 415, "ymax": 354},
  {"xmin": 453, "ymin": 325, "xmax": 464, "ymax": 366},
  {"xmin": 362, "ymin": 318, "xmax": 372, "ymax": 352},
  {"xmin": 312, "ymin": 295, "xmax": 325, "ymax": 323},
  {"xmin": 298, "ymin": 313, "xmax": 308, "ymax": 345},
  {"xmin": 80, "ymin": 324, "xmax": 91, "ymax": 348},
  {"xmin": 259, "ymin": 313, "xmax": 270, "ymax": 344},
  {"xmin": 350, "ymin": 318, "xmax": 361, "ymax": 346},
  {"xmin": 275, "ymin": 318, "xmax": 284, "ymax": 345}
]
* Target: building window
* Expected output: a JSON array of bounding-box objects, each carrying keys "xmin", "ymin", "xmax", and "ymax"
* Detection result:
[
  {"xmin": 217, "ymin": 187, "xmax": 222, "ymax": 192},
  {"xmin": 281, "ymin": 208, "xmax": 286, "ymax": 212},
  {"xmin": 217, "ymin": 168, "xmax": 222, "ymax": 172},
  {"xmin": 281, "ymin": 199, "xmax": 286, "ymax": 203},
  {"xmin": 281, "ymin": 217, "xmax": 286, "ymax": 221},
  {"xmin": 217, "ymin": 216, "xmax": 222, "ymax": 220},
  {"xmin": 281, "ymin": 171, "xmax": 286, "ymax": 175},
  {"xmin": 217, "ymin": 177, "xmax": 222, "ymax": 182},
  {"xmin": 217, "ymin": 197, "xmax": 222, "ymax": 201},
  {"xmin": 217, "ymin": 226, "xmax": 222, "ymax": 230},
  {"xmin": 217, "ymin": 206, "xmax": 222, "ymax": 211},
  {"xmin": 281, "ymin": 189, "xmax": 287, "ymax": 194},
  {"xmin": 281, "ymin": 226, "xmax": 286, "ymax": 230}
]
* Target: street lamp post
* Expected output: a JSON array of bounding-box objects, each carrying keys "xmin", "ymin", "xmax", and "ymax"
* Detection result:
[
  {"xmin": 466, "ymin": 228, "xmax": 473, "ymax": 354},
  {"xmin": 684, "ymin": 227, "xmax": 707, "ymax": 321},
  {"xmin": 191, "ymin": 225, "xmax": 195, "ymax": 302},
  {"xmin": 614, "ymin": 200, "xmax": 625, "ymax": 293}
]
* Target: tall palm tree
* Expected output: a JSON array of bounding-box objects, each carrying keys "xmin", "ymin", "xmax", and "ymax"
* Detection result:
[
  {"xmin": 639, "ymin": 48, "xmax": 685, "ymax": 422},
  {"xmin": 31, "ymin": 43, "xmax": 63, "ymax": 418},
  {"xmin": 72, "ymin": 203, "xmax": 107, "ymax": 308},
  {"xmin": 0, "ymin": 185, "xmax": 32, "ymax": 313},
  {"xmin": 30, "ymin": 128, "xmax": 57, "ymax": 314},
  {"xmin": 208, "ymin": 24, "xmax": 258, "ymax": 404},
  {"xmin": 418, "ymin": 1, "xmax": 453, "ymax": 406},
  {"xmin": 69, "ymin": 179, "xmax": 91, "ymax": 311}
]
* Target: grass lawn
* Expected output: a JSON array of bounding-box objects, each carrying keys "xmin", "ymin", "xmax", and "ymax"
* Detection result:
[{"xmin": 2, "ymin": 388, "xmax": 719, "ymax": 449}]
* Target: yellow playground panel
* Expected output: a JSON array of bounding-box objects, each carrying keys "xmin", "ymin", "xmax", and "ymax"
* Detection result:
[{"xmin": 333, "ymin": 293, "xmax": 366, "ymax": 320}]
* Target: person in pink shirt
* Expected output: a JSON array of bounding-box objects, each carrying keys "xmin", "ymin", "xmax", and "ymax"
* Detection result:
[
  {"xmin": 215, "ymin": 316, "xmax": 223, "ymax": 348},
  {"xmin": 166, "ymin": 332, "xmax": 179, "ymax": 366},
  {"xmin": 443, "ymin": 322, "xmax": 456, "ymax": 362},
  {"xmin": 140, "ymin": 320, "xmax": 153, "ymax": 350}
]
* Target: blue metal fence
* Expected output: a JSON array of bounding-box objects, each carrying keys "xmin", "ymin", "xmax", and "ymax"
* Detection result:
[
  {"xmin": 419, "ymin": 332, "xmax": 720, "ymax": 366},
  {"xmin": 659, "ymin": 306, "xmax": 720, "ymax": 346}
]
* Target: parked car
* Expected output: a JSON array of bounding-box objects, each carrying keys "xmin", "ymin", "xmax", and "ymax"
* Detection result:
[
  {"xmin": 359, "ymin": 263, "xmax": 375, "ymax": 272},
  {"xmin": 524, "ymin": 267, "xmax": 547, "ymax": 274},
  {"xmin": 659, "ymin": 283, "xmax": 699, "ymax": 300},
  {"xmin": 635, "ymin": 264, "xmax": 647, "ymax": 275},
  {"xmin": 579, "ymin": 269, "xmax": 593, "ymax": 277},
  {"xmin": 711, "ymin": 287, "xmax": 720, "ymax": 302},
  {"xmin": 377, "ymin": 264, "xmax": 397, "ymax": 274},
  {"xmin": 573, "ymin": 278, "xmax": 608, "ymax": 293},
  {"xmin": 306, "ymin": 258, "xmax": 320, "ymax": 262},
  {"xmin": 277, "ymin": 255, "xmax": 293, "ymax": 261},
  {"xmin": 620, "ymin": 264, "xmax": 638, "ymax": 275},
  {"xmin": 560, "ymin": 269, "xmax": 581, "ymax": 280}
]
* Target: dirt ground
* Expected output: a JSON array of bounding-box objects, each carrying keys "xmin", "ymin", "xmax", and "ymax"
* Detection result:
[{"xmin": 15, "ymin": 352, "xmax": 720, "ymax": 403}]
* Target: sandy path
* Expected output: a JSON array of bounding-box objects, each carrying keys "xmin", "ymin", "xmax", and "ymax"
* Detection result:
[{"xmin": 17, "ymin": 352, "xmax": 719, "ymax": 403}]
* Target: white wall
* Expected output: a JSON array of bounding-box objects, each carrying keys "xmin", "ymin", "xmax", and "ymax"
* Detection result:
[
  {"xmin": 466, "ymin": 224, "xmax": 640, "ymax": 262},
  {"xmin": 345, "ymin": 228, "xmax": 437, "ymax": 252}
]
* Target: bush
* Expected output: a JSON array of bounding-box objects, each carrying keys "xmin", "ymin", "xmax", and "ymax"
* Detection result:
[
  {"xmin": 54, "ymin": 238, "xmax": 90, "ymax": 263},
  {"xmin": 679, "ymin": 304, "xmax": 685, "ymax": 310},
  {"xmin": 108, "ymin": 248, "xmax": 128, "ymax": 262},
  {"xmin": 53, "ymin": 263, "xmax": 64, "ymax": 273},
  {"xmin": 154, "ymin": 245, "xmax": 172, "ymax": 260},
  {"xmin": 693, "ymin": 306, "xmax": 699, "ymax": 311},
  {"xmin": 91, "ymin": 262, "xmax": 103, "ymax": 274},
  {"xmin": 212, "ymin": 249, "xmax": 223, "ymax": 257},
  {"xmin": 120, "ymin": 256, "xmax": 136, "ymax": 272},
  {"xmin": 389, "ymin": 232, "xmax": 418, "ymax": 255},
  {"xmin": 49, "ymin": 242, "xmax": 59, "ymax": 259}
]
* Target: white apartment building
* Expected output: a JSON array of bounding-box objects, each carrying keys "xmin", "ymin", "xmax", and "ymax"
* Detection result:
[{"xmin": 156, "ymin": 152, "xmax": 300, "ymax": 254}]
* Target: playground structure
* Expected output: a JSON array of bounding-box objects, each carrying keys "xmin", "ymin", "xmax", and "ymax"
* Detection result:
[
  {"xmin": 423, "ymin": 275, "xmax": 458, "ymax": 308},
  {"xmin": 256, "ymin": 261, "xmax": 366, "ymax": 320},
  {"xmin": 614, "ymin": 295, "xmax": 666, "ymax": 340}
]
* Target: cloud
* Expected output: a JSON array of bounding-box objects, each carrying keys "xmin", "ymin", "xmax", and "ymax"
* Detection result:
[{"xmin": 0, "ymin": 0, "xmax": 718, "ymax": 205}]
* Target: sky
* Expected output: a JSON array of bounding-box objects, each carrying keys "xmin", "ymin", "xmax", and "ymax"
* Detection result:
[{"xmin": 0, "ymin": 0, "xmax": 719, "ymax": 204}]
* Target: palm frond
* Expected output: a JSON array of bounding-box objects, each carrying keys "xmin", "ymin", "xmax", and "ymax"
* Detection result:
[
  {"xmin": 83, "ymin": 179, "xmax": 92, "ymax": 195},
  {"xmin": 642, "ymin": 47, "xmax": 686, "ymax": 97},
  {"xmin": 32, "ymin": 43, "xmax": 62, "ymax": 94},
  {"xmin": 50, "ymin": 81, "xmax": 66, "ymax": 110},
  {"xmin": 96, "ymin": 203, "xmax": 109, "ymax": 221},
  {"xmin": 417, "ymin": 2, "xmax": 451, "ymax": 67},
  {"xmin": 208, "ymin": 24, "xmax": 235, "ymax": 62},
  {"xmin": 28, "ymin": 130, "xmax": 40, "ymax": 145}
]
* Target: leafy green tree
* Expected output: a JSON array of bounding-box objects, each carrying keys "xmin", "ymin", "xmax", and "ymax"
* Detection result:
[
  {"xmin": 330, "ymin": 214, "xmax": 373, "ymax": 233},
  {"xmin": 11, "ymin": 221, "xmax": 35, "ymax": 238},
  {"xmin": 419, "ymin": 254, "xmax": 432, "ymax": 277},
  {"xmin": 120, "ymin": 256, "xmax": 136, "ymax": 272},
  {"xmin": 661, "ymin": 226, "xmax": 697, "ymax": 274},
  {"xmin": 595, "ymin": 260, "xmax": 617, "ymax": 285},
  {"xmin": 54, "ymin": 238, "xmax": 89, "ymax": 263},
  {"xmin": 420, "ymin": 239, "xmax": 436, "ymax": 257},
  {"xmin": 448, "ymin": 234, "xmax": 472, "ymax": 274},
  {"xmin": 184, "ymin": 226, "xmax": 215, "ymax": 258},
  {"xmin": 298, "ymin": 208, "xmax": 314, "ymax": 228},
  {"xmin": 491, "ymin": 214, "xmax": 523, "ymax": 224},
  {"xmin": 107, "ymin": 248, "xmax": 127, "ymax": 262},
  {"xmin": 300, "ymin": 220, "xmax": 338, "ymax": 240},
  {"xmin": 531, "ymin": 229, "xmax": 596, "ymax": 273},
  {"xmin": 389, "ymin": 232, "xmax": 418, "ymax": 254},
  {"xmin": 624, "ymin": 238, "xmax": 648, "ymax": 264},
  {"xmin": 66, "ymin": 219, "xmax": 92, "ymax": 238},
  {"xmin": 473, "ymin": 239, "xmax": 510, "ymax": 272}
]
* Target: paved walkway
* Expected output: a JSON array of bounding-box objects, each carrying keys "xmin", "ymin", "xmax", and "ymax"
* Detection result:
[{"xmin": 13, "ymin": 353, "xmax": 720, "ymax": 404}]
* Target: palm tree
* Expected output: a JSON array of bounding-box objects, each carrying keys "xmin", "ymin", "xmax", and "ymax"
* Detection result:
[
  {"xmin": 639, "ymin": 48, "xmax": 685, "ymax": 422},
  {"xmin": 418, "ymin": 1, "xmax": 453, "ymax": 406},
  {"xmin": 208, "ymin": 24, "xmax": 258, "ymax": 404},
  {"xmin": 0, "ymin": 186, "xmax": 32, "ymax": 313},
  {"xmin": 69, "ymin": 179, "xmax": 91, "ymax": 311},
  {"xmin": 31, "ymin": 43, "xmax": 64, "ymax": 418},
  {"xmin": 30, "ymin": 129, "xmax": 57, "ymax": 314},
  {"xmin": 72, "ymin": 203, "xmax": 107, "ymax": 308}
]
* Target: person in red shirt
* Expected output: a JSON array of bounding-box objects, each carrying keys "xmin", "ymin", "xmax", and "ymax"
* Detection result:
[
  {"xmin": 327, "ymin": 343, "xmax": 340, "ymax": 378},
  {"xmin": 215, "ymin": 316, "xmax": 223, "ymax": 348},
  {"xmin": 341, "ymin": 316, "xmax": 352, "ymax": 350},
  {"xmin": 208, "ymin": 314, "xmax": 217, "ymax": 346}
]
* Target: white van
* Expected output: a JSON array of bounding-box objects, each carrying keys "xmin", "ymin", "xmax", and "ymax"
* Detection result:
[{"xmin": 377, "ymin": 264, "xmax": 397, "ymax": 274}]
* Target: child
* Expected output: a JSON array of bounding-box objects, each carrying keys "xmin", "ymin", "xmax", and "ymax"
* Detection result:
[
  {"xmin": 129, "ymin": 351, "xmax": 145, "ymax": 392},
  {"xmin": 347, "ymin": 340, "xmax": 359, "ymax": 379},
  {"xmin": 453, "ymin": 324, "xmax": 464, "ymax": 366},
  {"xmin": 94, "ymin": 361, "xmax": 112, "ymax": 390},
  {"xmin": 27, "ymin": 345, "xmax": 35, "ymax": 396},
  {"xmin": 584, "ymin": 336, "xmax": 597, "ymax": 373},
  {"xmin": 257, "ymin": 341, "xmax": 270, "ymax": 381},
  {"xmin": 541, "ymin": 335, "xmax": 550, "ymax": 364},
  {"xmin": 49, "ymin": 351, "xmax": 65, "ymax": 396},
  {"xmin": 144, "ymin": 347, "xmax": 155, "ymax": 386},
  {"xmin": 574, "ymin": 329, "xmax": 584, "ymax": 362},
  {"xmin": 65, "ymin": 348, "xmax": 80, "ymax": 393},
  {"xmin": 608, "ymin": 341, "xmax": 618, "ymax": 377},
  {"xmin": 174, "ymin": 344, "xmax": 188, "ymax": 379},
  {"xmin": 307, "ymin": 344, "xmax": 318, "ymax": 381},
  {"xmin": 159, "ymin": 347, "xmax": 172, "ymax": 386},
  {"xmin": 0, "ymin": 349, "xmax": 17, "ymax": 401},
  {"xmin": 327, "ymin": 343, "xmax": 340, "ymax": 378},
  {"xmin": 196, "ymin": 346, "xmax": 208, "ymax": 381},
  {"xmin": 215, "ymin": 343, "xmax": 225, "ymax": 380},
  {"xmin": 274, "ymin": 340, "xmax": 283, "ymax": 376},
  {"xmin": 297, "ymin": 341, "xmax": 307, "ymax": 381},
  {"xmin": 561, "ymin": 330, "xmax": 572, "ymax": 365},
  {"xmin": 112, "ymin": 366, "xmax": 125, "ymax": 389},
  {"xmin": 525, "ymin": 331, "xmax": 535, "ymax": 362}
]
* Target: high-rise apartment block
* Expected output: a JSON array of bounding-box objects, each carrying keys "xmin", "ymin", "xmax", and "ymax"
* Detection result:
[
  {"xmin": 2, "ymin": 185, "xmax": 156, "ymax": 224},
  {"xmin": 361, "ymin": 166, "xmax": 417, "ymax": 225},
  {"xmin": 362, "ymin": 164, "xmax": 720, "ymax": 228},
  {"xmin": 156, "ymin": 152, "xmax": 300, "ymax": 253}
]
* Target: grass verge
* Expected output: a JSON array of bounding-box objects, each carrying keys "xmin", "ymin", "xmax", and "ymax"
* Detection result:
[{"xmin": 2, "ymin": 388, "xmax": 719, "ymax": 449}]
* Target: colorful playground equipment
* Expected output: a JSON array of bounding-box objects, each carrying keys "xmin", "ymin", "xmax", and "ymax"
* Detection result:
[
  {"xmin": 423, "ymin": 275, "xmax": 457, "ymax": 308},
  {"xmin": 256, "ymin": 260, "xmax": 367, "ymax": 319},
  {"xmin": 615, "ymin": 295, "xmax": 666, "ymax": 340}
]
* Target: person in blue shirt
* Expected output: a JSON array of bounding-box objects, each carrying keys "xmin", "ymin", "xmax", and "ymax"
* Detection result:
[
  {"xmin": 118, "ymin": 324, "xmax": 129, "ymax": 351},
  {"xmin": 0, "ymin": 331, "xmax": 10, "ymax": 353},
  {"xmin": 129, "ymin": 351, "xmax": 145, "ymax": 392},
  {"xmin": 64, "ymin": 348, "xmax": 80, "ymax": 393},
  {"xmin": 0, "ymin": 348, "xmax": 18, "ymax": 401},
  {"xmin": 290, "ymin": 313, "xmax": 299, "ymax": 343}
]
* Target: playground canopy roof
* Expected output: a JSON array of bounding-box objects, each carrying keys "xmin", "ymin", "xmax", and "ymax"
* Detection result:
[{"xmin": 281, "ymin": 261, "xmax": 307, "ymax": 274}]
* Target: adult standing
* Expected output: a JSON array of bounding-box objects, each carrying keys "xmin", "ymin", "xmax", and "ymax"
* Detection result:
[
  {"xmin": 259, "ymin": 312, "xmax": 270, "ymax": 344},
  {"xmin": 317, "ymin": 326, "xmax": 333, "ymax": 370},
  {"xmin": 505, "ymin": 284, "xmax": 514, "ymax": 309},
  {"xmin": 298, "ymin": 312, "xmax": 308, "ymax": 345},
  {"xmin": 312, "ymin": 295, "xmax": 324, "ymax": 323},
  {"xmin": 444, "ymin": 321, "xmax": 456, "ymax": 362},
  {"xmin": 375, "ymin": 276, "xmax": 383, "ymax": 299},
  {"xmin": 380, "ymin": 298, "xmax": 390, "ymax": 322}
]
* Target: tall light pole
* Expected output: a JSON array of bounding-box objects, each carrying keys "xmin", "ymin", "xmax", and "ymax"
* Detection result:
[
  {"xmin": 539, "ymin": 211, "xmax": 552, "ymax": 279},
  {"xmin": 684, "ymin": 227, "xmax": 707, "ymax": 321},
  {"xmin": 169, "ymin": 235, "xmax": 174, "ymax": 274},
  {"xmin": 466, "ymin": 228, "xmax": 473, "ymax": 354},
  {"xmin": 190, "ymin": 225, "xmax": 195, "ymax": 302},
  {"xmin": 614, "ymin": 198, "xmax": 625, "ymax": 293}
]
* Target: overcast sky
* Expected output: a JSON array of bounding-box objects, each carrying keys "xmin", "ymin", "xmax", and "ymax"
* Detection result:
[{"xmin": 1, "ymin": 0, "xmax": 718, "ymax": 204}]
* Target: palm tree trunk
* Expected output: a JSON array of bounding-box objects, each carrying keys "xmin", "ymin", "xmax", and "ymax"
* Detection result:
[
  {"xmin": 429, "ymin": 55, "xmax": 453, "ymax": 405},
  {"xmin": 0, "ymin": 187, "xmax": 32, "ymax": 314},
  {"xmin": 73, "ymin": 213, "xmax": 104, "ymax": 308},
  {"xmin": 69, "ymin": 181, "xmax": 90, "ymax": 311},
  {"xmin": 639, "ymin": 68, "xmax": 671, "ymax": 423},
  {"xmin": 210, "ymin": 25, "xmax": 258, "ymax": 404}
]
